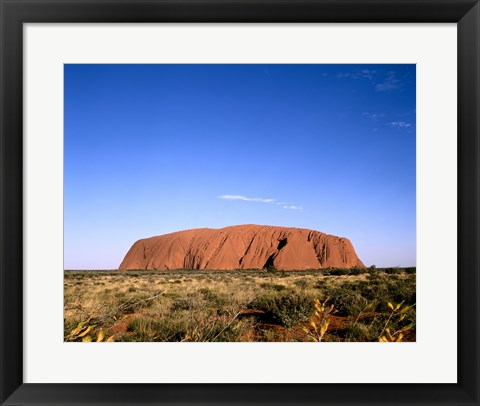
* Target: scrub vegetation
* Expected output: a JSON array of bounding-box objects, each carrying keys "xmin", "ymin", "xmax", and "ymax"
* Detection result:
[{"xmin": 64, "ymin": 267, "xmax": 416, "ymax": 342}]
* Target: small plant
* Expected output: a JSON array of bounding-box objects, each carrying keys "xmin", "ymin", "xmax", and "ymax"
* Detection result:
[
  {"xmin": 250, "ymin": 292, "xmax": 314, "ymax": 327},
  {"xmin": 65, "ymin": 317, "xmax": 93, "ymax": 341},
  {"xmin": 293, "ymin": 279, "xmax": 309, "ymax": 291},
  {"xmin": 65, "ymin": 318, "xmax": 113, "ymax": 342},
  {"xmin": 260, "ymin": 282, "xmax": 287, "ymax": 292},
  {"xmin": 379, "ymin": 328, "xmax": 405, "ymax": 342},
  {"xmin": 326, "ymin": 288, "xmax": 367, "ymax": 316},
  {"xmin": 344, "ymin": 323, "xmax": 372, "ymax": 341},
  {"xmin": 303, "ymin": 298, "xmax": 335, "ymax": 342},
  {"xmin": 378, "ymin": 301, "xmax": 415, "ymax": 342}
]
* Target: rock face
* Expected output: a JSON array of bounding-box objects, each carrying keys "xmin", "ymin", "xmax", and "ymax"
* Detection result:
[{"xmin": 118, "ymin": 225, "xmax": 364, "ymax": 271}]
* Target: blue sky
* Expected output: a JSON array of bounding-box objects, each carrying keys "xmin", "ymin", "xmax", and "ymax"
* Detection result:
[{"xmin": 64, "ymin": 64, "xmax": 416, "ymax": 269}]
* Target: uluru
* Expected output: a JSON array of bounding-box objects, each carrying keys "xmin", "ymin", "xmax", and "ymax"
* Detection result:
[{"xmin": 118, "ymin": 225, "xmax": 365, "ymax": 271}]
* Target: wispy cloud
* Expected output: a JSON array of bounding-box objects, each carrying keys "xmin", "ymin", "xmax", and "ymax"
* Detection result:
[
  {"xmin": 375, "ymin": 71, "xmax": 402, "ymax": 92},
  {"xmin": 388, "ymin": 121, "xmax": 412, "ymax": 128},
  {"xmin": 218, "ymin": 195, "xmax": 303, "ymax": 210},
  {"xmin": 218, "ymin": 195, "xmax": 275, "ymax": 203},
  {"xmin": 362, "ymin": 112, "xmax": 385, "ymax": 121},
  {"xmin": 282, "ymin": 205, "xmax": 303, "ymax": 210},
  {"xmin": 336, "ymin": 69, "xmax": 405, "ymax": 93},
  {"xmin": 362, "ymin": 112, "xmax": 415, "ymax": 133},
  {"xmin": 336, "ymin": 69, "xmax": 376, "ymax": 80},
  {"xmin": 358, "ymin": 69, "xmax": 375, "ymax": 80}
]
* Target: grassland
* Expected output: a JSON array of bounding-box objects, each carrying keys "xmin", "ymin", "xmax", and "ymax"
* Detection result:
[{"xmin": 64, "ymin": 268, "xmax": 416, "ymax": 342}]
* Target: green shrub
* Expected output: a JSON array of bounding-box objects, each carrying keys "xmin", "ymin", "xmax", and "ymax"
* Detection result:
[
  {"xmin": 127, "ymin": 317, "xmax": 146, "ymax": 332},
  {"xmin": 126, "ymin": 317, "xmax": 188, "ymax": 341},
  {"xmin": 208, "ymin": 319, "xmax": 253, "ymax": 342},
  {"xmin": 327, "ymin": 289, "xmax": 367, "ymax": 316},
  {"xmin": 197, "ymin": 288, "xmax": 228, "ymax": 306},
  {"xmin": 344, "ymin": 323, "xmax": 372, "ymax": 342},
  {"xmin": 384, "ymin": 267, "xmax": 402, "ymax": 275},
  {"xmin": 328, "ymin": 268, "xmax": 351, "ymax": 276},
  {"xmin": 170, "ymin": 298, "xmax": 193, "ymax": 311},
  {"xmin": 249, "ymin": 292, "xmax": 314, "ymax": 327},
  {"xmin": 259, "ymin": 282, "xmax": 287, "ymax": 292},
  {"xmin": 150, "ymin": 318, "xmax": 188, "ymax": 341},
  {"xmin": 388, "ymin": 281, "xmax": 416, "ymax": 305},
  {"xmin": 293, "ymin": 280, "xmax": 309, "ymax": 290},
  {"xmin": 326, "ymin": 267, "xmax": 367, "ymax": 276}
]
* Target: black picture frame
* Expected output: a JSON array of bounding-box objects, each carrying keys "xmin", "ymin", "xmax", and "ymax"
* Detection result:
[{"xmin": 1, "ymin": 1, "xmax": 479, "ymax": 405}]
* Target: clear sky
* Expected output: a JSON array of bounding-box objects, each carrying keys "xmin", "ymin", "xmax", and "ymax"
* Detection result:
[{"xmin": 64, "ymin": 64, "xmax": 416, "ymax": 269}]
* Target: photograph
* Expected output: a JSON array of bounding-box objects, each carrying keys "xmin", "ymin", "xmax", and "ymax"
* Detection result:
[
  {"xmin": 2, "ymin": 0, "xmax": 478, "ymax": 401},
  {"xmin": 64, "ymin": 63, "xmax": 416, "ymax": 343}
]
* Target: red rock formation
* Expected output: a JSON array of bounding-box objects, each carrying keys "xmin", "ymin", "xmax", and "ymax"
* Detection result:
[{"xmin": 118, "ymin": 225, "xmax": 364, "ymax": 271}]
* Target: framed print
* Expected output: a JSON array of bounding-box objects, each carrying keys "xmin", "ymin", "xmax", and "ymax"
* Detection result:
[{"xmin": 1, "ymin": 0, "xmax": 479, "ymax": 405}]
